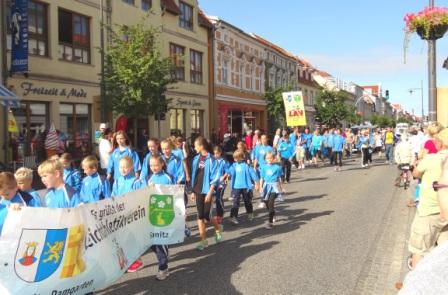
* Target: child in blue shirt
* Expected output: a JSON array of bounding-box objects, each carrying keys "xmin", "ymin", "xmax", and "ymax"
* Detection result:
[
  {"xmin": 111, "ymin": 156, "xmax": 142, "ymax": 197},
  {"xmin": 260, "ymin": 152, "xmax": 284, "ymax": 229},
  {"xmin": 227, "ymin": 150, "xmax": 259, "ymax": 225},
  {"xmin": 14, "ymin": 168, "xmax": 42, "ymax": 207},
  {"xmin": 140, "ymin": 138, "xmax": 161, "ymax": 180},
  {"xmin": 213, "ymin": 146, "xmax": 229, "ymax": 226},
  {"xmin": 60, "ymin": 153, "xmax": 82, "ymax": 192},
  {"xmin": 38, "ymin": 159, "xmax": 80, "ymax": 208},
  {"xmin": 138, "ymin": 155, "xmax": 172, "ymax": 281},
  {"xmin": 310, "ymin": 130, "xmax": 323, "ymax": 167},
  {"xmin": 252, "ymin": 134, "xmax": 275, "ymax": 169},
  {"xmin": 160, "ymin": 140, "xmax": 185, "ymax": 184},
  {"xmin": 80, "ymin": 156, "xmax": 111, "ymax": 203},
  {"xmin": 0, "ymin": 203, "xmax": 7, "ymax": 236},
  {"xmin": 0, "ymin": 172, "xmax": 41, "ymax": 208},
  {"xmin": 332, "ymin": 129, "xmax": 346, "ymax": 171},
  {"xmin": 108, "ymin": 131, "xmax": 141, "ymax": 181},
  {"xmin": 277, "ymin": 134, "xmax": 295, "ymax": 183}
]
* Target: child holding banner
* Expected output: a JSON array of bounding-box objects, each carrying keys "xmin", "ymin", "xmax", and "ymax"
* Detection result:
[
  {"xmin": 0, "ymin": 172, "xmax": 41, "ymax": 207},
  {"xmin": 111, "ymin": 156, "xmax": 142, "ymax": 197},
  {"xmin": 38, "ymin": 159, "xmax": 81, "ymax": 208},
  {"xmin": 140, "ymin": 155, "xmax": 172, "ymax": 280},
  {"xmin": 80, "ymin": 156, "xmax": 111, "ymax": 203},
  {"xmin": 14, "ymin": 168, "xmax": 42, "ymax": 206}
]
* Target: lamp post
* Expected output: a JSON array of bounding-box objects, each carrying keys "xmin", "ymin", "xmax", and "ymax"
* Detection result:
[
  {"xmin": 409, "ymin": 79, "xmax": 425, "ymax": 121},
  {"xmin": 428, "ymin": 0, "xmax": 437, "ymax": 122}
]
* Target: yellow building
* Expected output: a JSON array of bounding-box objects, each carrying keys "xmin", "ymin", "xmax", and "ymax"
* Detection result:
[
  {"xmin": 1, "ymin": 0, "xmax": 212, "ymax": 163},
  {"xmin": 2, "ymin": 0, "xmax": 102, "ymax": 163},
  {"xmin": 437, "ymin": 87, "xmax": 448, "ymax": 127},
  {"xmin": 109, "ymin": 0, "xmax": 212, "ymax": 144}
]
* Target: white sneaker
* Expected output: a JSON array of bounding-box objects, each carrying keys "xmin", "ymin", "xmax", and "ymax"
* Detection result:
[
  {"xmin": 258, "ymin": 202, "xmax": 266, "ymax": 209},
  {"xmin": 277, "ymin": 195, "xmax": 284, "ymax": 202},
  {"xmin": 156, "ymin": 269, "xmax": 169, "ymax": 281},
  {"xmin": 230, "ymin": 217, "xmax": 239, "ymax": 225},
  {"xmin": 301, "ymin": 164, "xmax": 305, "ymax": 169}
]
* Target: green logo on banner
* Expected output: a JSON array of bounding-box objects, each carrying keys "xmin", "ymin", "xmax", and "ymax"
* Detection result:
[
  {"xmin": 149, "ymin": 194, "xmax": 175, "ymax": 227},
  {"xmin": 294, "ymin": 95, "xmax": 301, "ymax": 102}
]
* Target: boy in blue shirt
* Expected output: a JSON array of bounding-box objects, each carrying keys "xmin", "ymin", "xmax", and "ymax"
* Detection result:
[
  {"xmin": 111, "ymin": 156, "xmax": 142, "ymax": 197},
  {"xmin": 60, "ymin": 153, "xmax": 82, "ymax": 192},
  {"xmin": 80, "ymin": 156, "xmax": 111, "ymax": 203},
  {"xmin": 38, "ymin": 159, "xmax": 80, "ymax": 208},
  {"xmin": 0, "ymin": 172, "xmax": 41, "ymax": 208},
  {"xmin": 227, "ymin": 150, "xmax": 259, "ymax": 225},
  {"xmin": 332, "ymin": 129, "xmax": 346, "ymax": 171},
  {"xmin": 14, "ymin": 168, "xmax": 42, "ymax": 206},
  {"xmin": 260, "ymin": 152, "xmax": 284, "ymax": 229},
  {"xmin": 277, "ymin": 134, "xmax": 295, "ymax": 183}
]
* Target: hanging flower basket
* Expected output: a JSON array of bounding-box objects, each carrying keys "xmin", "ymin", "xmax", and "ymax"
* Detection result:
[{"xmin": 404, "ymin": 7, "xmax": 448, "ymax": 40}]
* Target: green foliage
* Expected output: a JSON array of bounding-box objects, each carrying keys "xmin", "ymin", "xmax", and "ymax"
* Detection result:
[
  {"xmin": 313, "ymin": 89, "xmax": 353, "ymax": 127},
  {"xmin": 370, "ymin": 114, "xmax": 396, "ymax": 128},
  {"xmin": 397, "ymin": 117, "xmax": 414, "ymax": 125},
  {"xmin": 103, "ymin": 21, "xmax": 176, "ymax": 118}
]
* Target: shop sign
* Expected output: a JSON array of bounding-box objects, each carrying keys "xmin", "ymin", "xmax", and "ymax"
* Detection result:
[
  {"xmin": 174, "ymin": 98, "xmax": 202, "ymax": 108},
  {"xmin": 20, "ymin": 82, "xmax": 88, "ymax": 99}
]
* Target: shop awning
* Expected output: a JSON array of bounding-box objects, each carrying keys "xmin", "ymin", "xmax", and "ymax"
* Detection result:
[{"xmin": 0, "ymin": 84, "xmax": 20, "ymax": 108}]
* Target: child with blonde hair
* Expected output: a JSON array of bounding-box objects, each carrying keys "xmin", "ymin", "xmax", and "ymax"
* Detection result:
[
  {"xmin": 1, "ymin": 171, "xmax": 41, "ymax": 207},
  {"xmin": 80, "ymin": 156, "xmax": 110, "ymax": 203},
  {"xmin": 14, "ymin": 167, "xmax": 42, "ymax": 206}
]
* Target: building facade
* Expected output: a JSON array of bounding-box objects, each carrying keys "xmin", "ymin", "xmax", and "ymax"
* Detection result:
[
  {"xmin": 209, "ymin": 17, "xmax": 267, "ymax": 138},
  {"xmin": 2, "ymin": 0, "xmax": 102, "ymax": 162}
]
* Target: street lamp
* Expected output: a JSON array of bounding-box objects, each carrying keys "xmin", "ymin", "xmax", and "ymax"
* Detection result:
[{"xmin": 409, "ymin": 79, "xmax": 425, "ymax": 121}]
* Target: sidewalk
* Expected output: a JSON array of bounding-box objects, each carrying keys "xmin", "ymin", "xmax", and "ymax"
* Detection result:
[{"xmin": 353, "ymin": 179, "xmax": 416, "ymax": 295}]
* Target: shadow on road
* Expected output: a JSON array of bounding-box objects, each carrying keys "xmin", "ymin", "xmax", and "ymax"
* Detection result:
[
  {"xmin": 292, "ymin": 177, "xmax": 328, "ymax": 183},
  {"xmin": 97, "ymin": 205, "xmax": 334, "ymax": 295}
]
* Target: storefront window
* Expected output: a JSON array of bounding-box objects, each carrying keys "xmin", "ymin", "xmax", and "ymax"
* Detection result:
[
  {"xmin": 190, "ymin": 109, "xmax": 203, "ymax": 136},
  {"xmin": 59, "ymin": 103, "xmax": 91, "ymax": 157},
  {"xmin": 12, "ymin": 102, "xmax": 49, "ymax": 161},
  {"xmin": 170, "ymin": 108, "xmax": 185, "ymax": 136}
]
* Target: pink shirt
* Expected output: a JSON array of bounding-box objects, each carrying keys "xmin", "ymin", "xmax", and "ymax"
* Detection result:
[{"xmin": 424, "ymin": 139, "xmax": 438, "ymax": 154}]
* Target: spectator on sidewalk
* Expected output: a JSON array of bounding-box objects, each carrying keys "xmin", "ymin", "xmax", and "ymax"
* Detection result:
[
  {"xmin": 99, "ymin": 128, "xmax": 113, "ymax": 174},
  {"xmin": 384, "ymin": 127, "xmax": 395, "ymax": 164},
  {"xmin": 393, "ymin": 134, "xmax": 413, "ymax": 187},
  {"xmin": 409, "ymin": 129, "xmax": 448, "ymax": 269},
  {"xmin": 420, "ymin": 122, "xmax": 443, "ymax": 159}
]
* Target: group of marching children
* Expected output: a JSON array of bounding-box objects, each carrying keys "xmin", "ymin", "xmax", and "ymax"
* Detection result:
[{"xmin": 0, "ymin": 131, "xmax": 288, "ymax": 281}]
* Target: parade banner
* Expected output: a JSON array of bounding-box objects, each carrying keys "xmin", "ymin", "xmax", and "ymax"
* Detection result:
[
  {"xmin": 10, "ymin": 0, "xmax": 28, "ymax": 73},
  {"xmin": 282, "ymin": 91, "xmax": 307, "ymax": 127},
  {"xmin": 0, "ymin": 185, "xmax": 185, "ymax": 294}
]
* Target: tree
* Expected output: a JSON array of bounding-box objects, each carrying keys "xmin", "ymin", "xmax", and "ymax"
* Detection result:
[
  {"xmin": 103, "ymin": 21, "xmax": 176, "ymax": 118},
  {"xmin": 370, "ymin": 114, "xmax": 396, "ymax": 128},
  {"xmin": 314, "ymin": 89, "xmax": 353, "ymax": 127},
  {"xmin": 264, "ymin": 84, "xmax": 293, "ymax": 133}
]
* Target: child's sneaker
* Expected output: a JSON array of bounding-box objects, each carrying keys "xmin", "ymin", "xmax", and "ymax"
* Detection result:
[
  {"xmin": 277, "ymin": 195, "xmax": 284, "ymax": 202},
  {"xmin": 184, "ymin": 225, "xmax": 191, "ymax": 237},
  {"xmin": 156, "ymin": 269, "xmax": 170, "ymax": 281},
  {"xmin": 230, "ymin": 217, "xmax": 239, "ymax": 225},
  {"xmin": 247, "ymin": 212, "xmax": 255, "ymax": 221},
  {"xmin": 196, "ymin": 239, "xmax": 208, "ymax": 251},
  {"xmin": 127, "ymin": 259, "xmax": 144, "ymax": 273},
  {"xmin": 257, "ymin": 202, "xmax": 266, "ymax": 209},
  {"xmin": 215, "ymin": 230, "xmax": 222, "ymax": 243}
]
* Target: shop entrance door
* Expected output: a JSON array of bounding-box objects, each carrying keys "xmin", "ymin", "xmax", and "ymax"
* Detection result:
[{"xmin": 229, "ymin": 110, "xmax": 243, "ymax": 136}]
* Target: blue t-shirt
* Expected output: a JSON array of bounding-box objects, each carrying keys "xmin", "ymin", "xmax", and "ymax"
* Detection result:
[
  {"xmin": 108, "ymin": 147, "xmax": 142, "ymax": 180},
  {"xmin": 332, "ymin": 135, "xmax": 346, "ymax": 152},
  {"xmin": 45, "ymin": 185, "xmax": 80, "ymax": 208},
  {"xmin": 289, "ymin": 133, "xmax": 297, "ymax": 147},
  {"xmin": 0, "ymin": 191, "xmax": 42, "ymax": 207},
  {"xmin": 260, "ymin": 163, "xmax": 283, "ymax": 183},
  {"xmin": 80, "ymin": 173, "xmax": 111, "ymax": 203},
  {"xmin": 112, "ymin": 174, "xmax": 142, "ymax": 197},
  {"xmin": 312, "ymin": 135, "xmax": 323, "ymax": 149},
  {"xmin": 278, "ymin": 141, "xmax": 295, "ymax": 159},
  {"xmin": 227, "ymin": 161, "xmax": 259, "ymax": 189},
  {"xmin": 146, "ymin": 171, "xmax": 174, "ymax": 185},
  {"xmin": 0, "ymin": 204, "xmax": 7, "ymax": 236},
  {"xmin": 327, "ymin": 134, "xmax": 335, "ymax": 148},
  {"xmin": 301, "ymin": 133, "xmax": 313, "ymax": 148},
  {"xmin": 63, "ymin": 168, "xmax": 82, "ymax": 192},
  {"xmin": 163, "ymin": 153, "xmax": 185, "ymax": 184},
  {"xmin": 254, "ymin": 145, "xmax": 275, "ymax": 166},
  {"xmin": 172, "ymin": 148, "xmax": 184, "ymax": 161}
]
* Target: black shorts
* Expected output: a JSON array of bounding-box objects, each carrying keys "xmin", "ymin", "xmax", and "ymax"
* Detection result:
[{"xmin": 195, "ymin": 193, "xmax": 211, "ymax": 221}]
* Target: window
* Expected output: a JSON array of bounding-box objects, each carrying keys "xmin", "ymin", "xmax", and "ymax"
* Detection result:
[
  {"xmin": 222, "ymin": 60, "xmax": 229, "ymax": 85},
  {"xmin": 190, "ymin": 50, "xmax": 203, "ymax": 84},
  {"xmin": 170, "ymin": 43, "xmax": 185, "ymax": 81},
  {"xmin": 141, "ymin": 0, "xmax": 151, "ymax": 10},
  {"xmin": 170, "ymin": 109, "xmax": 186, "ymax": 136},
  {"xmin": 179, "ymin": 1, "xmax": 193, "ymax": 30},
  {"xmin": 122, "ymin": 0, "xmax": 135, "ymax": 4},
  {"xmin": 190, "ymin": 110, "xmax": 204, "ymax": 136},
  {"xmin": 28, "ymin": 1, "xmax": 48, "ymax": 56},
  {"xmin": 58, "ymin": 10, "xmax": 90, "ymax": 63},
  {"xmin": 59, "ymin": 103, "xmax": 91, "ymax": 155},
  {"xmin": 240, "ymin": 64, "xmax": 244, "ymax": 89}
]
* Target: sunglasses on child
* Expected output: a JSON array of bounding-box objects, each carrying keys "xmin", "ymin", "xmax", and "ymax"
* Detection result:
[{"xmin": 433, "ymin": 181, "xmax": 448, "ymax": 192}]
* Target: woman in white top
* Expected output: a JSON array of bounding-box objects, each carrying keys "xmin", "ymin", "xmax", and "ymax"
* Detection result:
[
  {"xmin": 99, "ymin": 128, "xmax": 113, "ymax": 174},
  {"xmin": 273, "ymin": 128, "xmax": 282, "ymax": 149}
]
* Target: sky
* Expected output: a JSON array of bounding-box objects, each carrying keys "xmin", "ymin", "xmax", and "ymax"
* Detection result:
[{"xmin": 199, "ymin": 0, "xmax": 448, "ymax": 117}]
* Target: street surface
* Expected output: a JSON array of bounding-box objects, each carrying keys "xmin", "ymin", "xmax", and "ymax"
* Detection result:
[{"xmin": 98, "ymin": 156, "xmax": 415, "ymax": 295}]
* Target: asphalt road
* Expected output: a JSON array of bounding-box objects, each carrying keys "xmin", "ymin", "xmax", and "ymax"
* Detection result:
[{"xmin": 97, "ymin": 156, "xmax": 413, "ymax": 295}]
